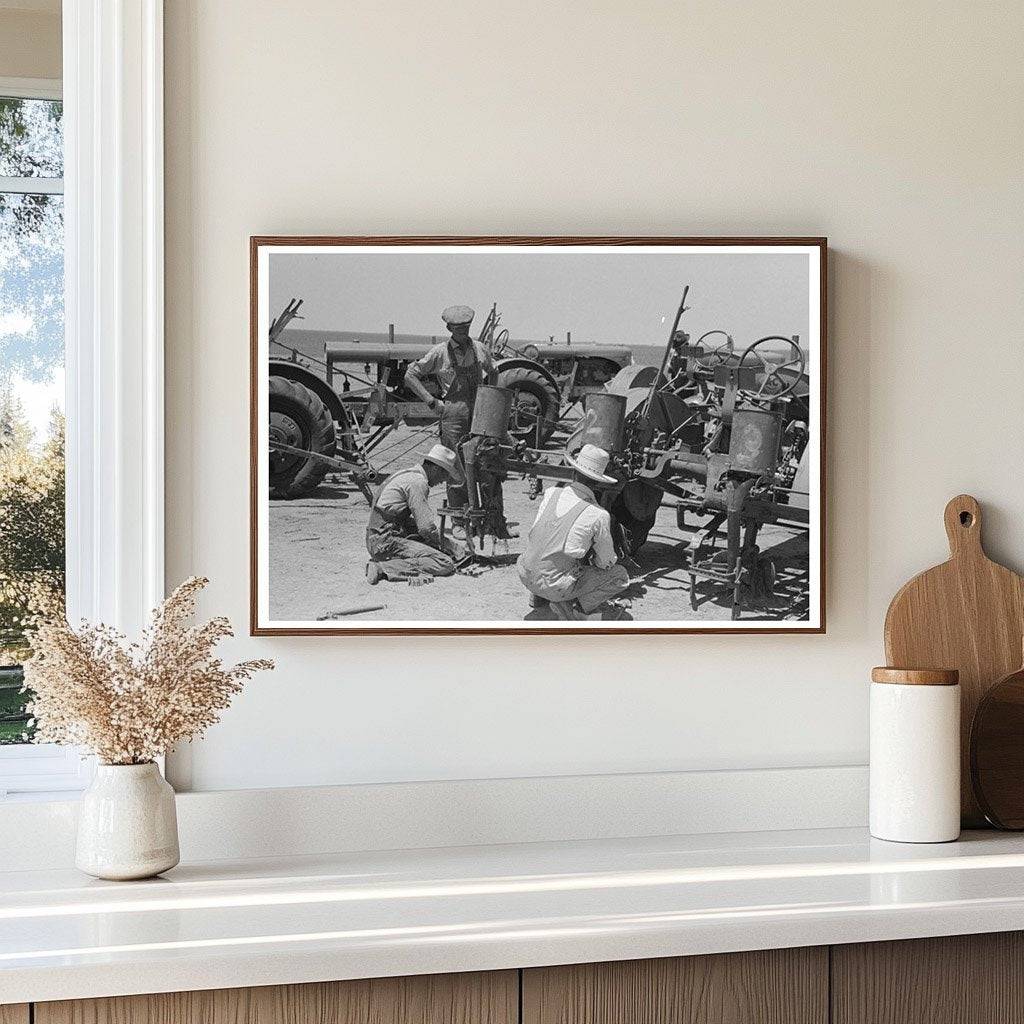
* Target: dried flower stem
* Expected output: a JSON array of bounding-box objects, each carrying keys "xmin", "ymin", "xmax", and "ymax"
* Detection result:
[{"xmin": 23, "ymin": 577, "xmax": 273, "ymax": 765}]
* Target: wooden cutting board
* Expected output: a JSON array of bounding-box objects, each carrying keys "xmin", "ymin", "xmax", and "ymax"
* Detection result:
[{"xmin": 884, "ymin": 494, "xmax": 1024, "ymax": 826}]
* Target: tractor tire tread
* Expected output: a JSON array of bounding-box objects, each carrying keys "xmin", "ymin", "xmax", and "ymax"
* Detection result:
[
  {"xmin": 496, "ymin": 366, "xmax": 560, "ymax": 444},
  {"xmin": 268, "ymin": 375, "xmax": 336, "ymax": 499}
]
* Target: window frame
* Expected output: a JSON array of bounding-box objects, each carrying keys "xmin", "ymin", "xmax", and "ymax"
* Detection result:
[
  {"xmin": 0, "ymin": 77, "xmax": 64, "ymax": 195},
  {"xmin": 0, "ymin": 77, "xmax": 61, "ymax": 101},
  {"xmin": 0, "ymin": 0, "xmax": 165, "ymax": 799}
]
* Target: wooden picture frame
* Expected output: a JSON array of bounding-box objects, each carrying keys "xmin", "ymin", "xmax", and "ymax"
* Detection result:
[{"xmin": 251, "ymin": 236, "xmax": 827, "ymax": 635}]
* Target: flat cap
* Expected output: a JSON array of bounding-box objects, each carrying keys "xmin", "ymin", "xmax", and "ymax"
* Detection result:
[{"xmin": 441, "ymin": 304, "xmax": 475, "ymax": 326}]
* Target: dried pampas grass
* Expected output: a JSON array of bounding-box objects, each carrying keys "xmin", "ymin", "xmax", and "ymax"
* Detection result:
[{"xmin": 23, "ymin": 577, "xmax": 273, "ymax": 765}]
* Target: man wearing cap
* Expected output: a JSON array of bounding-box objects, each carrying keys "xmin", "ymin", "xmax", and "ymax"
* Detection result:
[
  {"xmin": 517, "ymin": 444, "xmax": 630, "ymax": 620},
  {"xmin": 404, "ymin": 304, "xmax": 496, "ymax": 510},
  {"xmin": 365, "ymin": 445, "xmax": 463, "ymax": 584}
]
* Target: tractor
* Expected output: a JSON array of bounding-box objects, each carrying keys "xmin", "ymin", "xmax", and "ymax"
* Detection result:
[
  {"xmin": 452, "ymin": 286, "xmax": 814, "ymax": 619},
  {"xmin": 264, "ymin": 291, "xmax": 812, "ymax": 619},
  {"xmin": 265, "ymin": 299, "xmax": 631, "ymax": 498}
]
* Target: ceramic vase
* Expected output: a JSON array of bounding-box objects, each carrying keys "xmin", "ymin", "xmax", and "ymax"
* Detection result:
[{"xmin": 76, "ymin": 762, "xmax": 180, "ymax": 880}]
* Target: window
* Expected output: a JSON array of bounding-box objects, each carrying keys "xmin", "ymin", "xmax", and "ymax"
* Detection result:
[
  {"xmin": 0, "ymin": 80, "xmax": 83, "ymax": 797},
  {"xmin": 0, "ymin": 6, "xmax": 166, "ymax": 797}
]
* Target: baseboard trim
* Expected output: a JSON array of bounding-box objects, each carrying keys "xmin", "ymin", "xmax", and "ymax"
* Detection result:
[{"xmin": 0, "ymin": 765, "xmax": 867, "ymax": 871}]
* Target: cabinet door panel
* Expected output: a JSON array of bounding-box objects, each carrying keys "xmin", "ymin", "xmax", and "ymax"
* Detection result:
[
  {"xmin": 0, "ymin": 1006, "xmax": 29, "ymax": 1024},
  {"xmin": 832, "ymin": 932, "xmax": 1024, "ymax": 1024},
  {"xmin": 36, "ymin": 970, "xmax": 517, "ymax": 1024},
  {"xmin": 523, "ymin": 948, "xmax": 828, "ymax": 1024}
]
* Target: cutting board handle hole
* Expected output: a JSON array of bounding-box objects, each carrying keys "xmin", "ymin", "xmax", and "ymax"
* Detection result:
[{"xmin": 944, "ymin": 495, "xmax": 983, "ymax": 558}]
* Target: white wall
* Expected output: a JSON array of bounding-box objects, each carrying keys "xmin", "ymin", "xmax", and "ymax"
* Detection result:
[{"xmin": 164, "ymin": 0, "xmax": 1024, "ymax": 792}]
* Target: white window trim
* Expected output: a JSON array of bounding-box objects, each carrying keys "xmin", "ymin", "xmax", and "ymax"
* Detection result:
[
  {"xmin": 0, "ymin": 745, "xmax": 93, "ymax": 799},
  {"xmin": 64, "ymin": 0, "xmax": 164, "ymax": 635},
  {"xmin": 0, "ymin": 176, "xmax": 63, "ymax": 195},
  {"xmin": 0, "ymin": 79, "xmax": 64, "ymax": 203},
  {"xmin": 0, "ymin": 76, "xmax": 62, "ymax": 101},
  {"xmin": 0, "ymin": 77, "xmax": 64, "ymax": 193},
  {"xmin": 0, "ymin": 2, "xmax": 165, "ymax": 798}
]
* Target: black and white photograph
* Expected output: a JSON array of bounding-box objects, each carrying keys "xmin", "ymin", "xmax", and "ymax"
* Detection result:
[{"xmin": 251, "ymin": 239, "xmax": 825, "ymax": 633}]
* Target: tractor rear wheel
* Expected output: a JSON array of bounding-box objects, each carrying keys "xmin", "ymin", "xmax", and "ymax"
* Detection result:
[
  {"xmin": 268, "ymin": 375, "xmax": 336, "ymax": 498},
  {"xmin": 496, "ymin": 366, "xmax": 560, "ymax": 444}
]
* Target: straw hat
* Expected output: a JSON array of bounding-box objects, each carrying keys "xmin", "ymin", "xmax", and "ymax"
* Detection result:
[
  {"xmin": 565, "ymin": 443, "xmax": 616, "ymax": 485},
  {"xmin": 423, "ymin": 444, "xmax": 464, "ymax": 483}
]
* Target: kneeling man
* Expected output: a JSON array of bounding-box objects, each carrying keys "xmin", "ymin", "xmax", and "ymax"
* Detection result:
[
  {"xmin": 517, "ymin": 444, "xmax": 630, "ymax": 620},
  {"xmin": 366, "ymin": 445, "xmax": 462, "ymax": 584}
]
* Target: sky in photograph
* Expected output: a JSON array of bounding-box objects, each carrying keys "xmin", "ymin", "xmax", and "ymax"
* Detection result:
[{"xmin": 269, "ymin": 249, "xmax": 812, "ymax": 359}]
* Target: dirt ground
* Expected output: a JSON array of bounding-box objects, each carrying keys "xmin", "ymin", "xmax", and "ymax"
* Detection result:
[{"xmin": 268, "ymin": 426, "xmax": 810, "ymax": 624}]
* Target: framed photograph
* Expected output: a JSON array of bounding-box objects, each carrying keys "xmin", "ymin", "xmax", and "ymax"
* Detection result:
[{"xmin": 251, "ymin": 237, "xmax": 826, "ymax": 635}]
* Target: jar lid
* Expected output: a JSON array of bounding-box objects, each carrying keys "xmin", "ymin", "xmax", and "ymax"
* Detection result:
[{"xmin": 871, "ymin": 667, "xmax": 959, "ymax": 686}]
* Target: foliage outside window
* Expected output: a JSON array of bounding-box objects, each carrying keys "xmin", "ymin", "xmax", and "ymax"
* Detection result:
[{"xmin": 0, "ymin": 95, "xmax": 65, "ymax": 744}]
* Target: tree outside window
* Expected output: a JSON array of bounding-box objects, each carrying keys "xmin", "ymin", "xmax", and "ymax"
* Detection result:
[{"xmin": 0, "ymin": 94, "xmax": 65, "ymax": 744}]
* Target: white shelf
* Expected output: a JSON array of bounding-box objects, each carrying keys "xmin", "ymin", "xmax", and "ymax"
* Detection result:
[{"xmin": 4, "ymin": 827, "xmax": 1024, "ymax": 1004}]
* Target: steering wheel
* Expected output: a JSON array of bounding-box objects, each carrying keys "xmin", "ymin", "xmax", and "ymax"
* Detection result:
[
  {"xmin": 491, "ymin": 328, "xmax": 511, "ymax": 358},
  {"xmin": 737, "ymin": 335, "xmax": 805, "ymax": 399},
  {"xmin": 695, "ymin": 330, "xmax": 734, "ymax": 367}
]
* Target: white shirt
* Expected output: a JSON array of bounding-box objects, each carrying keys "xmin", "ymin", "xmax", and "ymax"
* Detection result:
[{"xmin": 533, "ymin": 483, "xmax": 617, "ymax": 570}]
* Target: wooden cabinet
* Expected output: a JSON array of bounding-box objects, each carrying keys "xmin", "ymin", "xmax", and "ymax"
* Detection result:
[
  {"xmin": 522, "ymin": 948, "xmax": 828, "ymax": 1024},
  {"xmin": 34, "ymin": 971, "xmax": 517, "ymax": 1024},
  {"xmin": 23, "ymin": 932, "xmax": 1024, "ymax": 1024},
  {"xmin": 832, "ymin": 932, "xmax": 1024, "ymax": 1024}
]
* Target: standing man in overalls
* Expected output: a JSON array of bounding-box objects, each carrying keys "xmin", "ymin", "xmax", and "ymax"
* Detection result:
[{"xmin": 404, "ymin": 305, "xmax": 496, "ymax": 512}]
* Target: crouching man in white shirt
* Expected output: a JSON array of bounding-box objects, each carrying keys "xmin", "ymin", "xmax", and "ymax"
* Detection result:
[{"xmin": 516, "ymin": 444, "xmax": 630, "ymax": 621}]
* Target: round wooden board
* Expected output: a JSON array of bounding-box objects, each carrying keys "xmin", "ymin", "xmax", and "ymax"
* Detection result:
[{"xmin": 970, "ymin": 665, "xmax": 1024, "ymax": 829}]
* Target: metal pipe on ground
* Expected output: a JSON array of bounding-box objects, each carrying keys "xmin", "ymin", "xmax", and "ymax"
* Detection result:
[{"xmin": 316, "ymin": 604, "xmax": 386, "ymax": 620}]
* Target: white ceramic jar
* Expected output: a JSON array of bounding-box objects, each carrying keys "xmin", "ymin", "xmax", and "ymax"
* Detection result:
[
  {"xmin": 869, "ymin": 667, "xmax": 960, "ymax": 843},
  {"xmin": 76, "ymin": 762, "xmax": 180, "ymax": 880}
]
